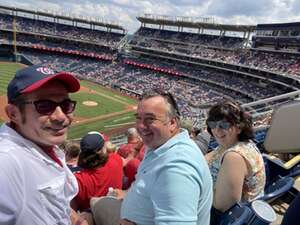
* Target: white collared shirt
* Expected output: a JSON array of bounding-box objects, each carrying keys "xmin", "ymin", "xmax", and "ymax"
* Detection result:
[{"xmin": 0, "ymin": 123, "xmax": 78, "ymax": 225}]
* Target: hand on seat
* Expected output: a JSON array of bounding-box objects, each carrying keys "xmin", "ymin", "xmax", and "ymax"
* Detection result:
[{"xmin": 113, "ymin": 189, "xmax": 127, "ymax": 200}]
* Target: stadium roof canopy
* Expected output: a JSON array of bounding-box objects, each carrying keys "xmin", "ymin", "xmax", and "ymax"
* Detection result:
[
  {"xmin": 256, "ymin": 22, "xmax": 300, "ymax": 30},
  {"xmin": 137, "ymin": 14, "xmax": 256, "ymax": 32},
  {"xmin": 0, "ymin": 5, "xmax": 126, "ymax": 32}
]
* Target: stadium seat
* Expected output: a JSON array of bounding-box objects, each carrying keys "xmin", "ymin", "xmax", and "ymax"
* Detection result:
[
  {"xmin": 218, "ymin": 203, "xmax": 253, "ymax": 225},
  {"xmin": 258, "ymin": 176, "xmax": 294, "ymax": 203},
  {"xmin": 264, "ymin": 101, "xmax": 300, "ymax": 153},
  {"xmin": 287, "ymin": 163, "xmax": 300, "ymax": 178},
  {"xmin": 211, "ymin": 200, "xmax": 276, "ymax": 225},
  {"xmin": 90, "ymin": 196, "xmax": 122, "ymax": 225}
]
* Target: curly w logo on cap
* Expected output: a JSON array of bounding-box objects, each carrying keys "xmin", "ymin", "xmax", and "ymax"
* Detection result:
[{"xmin": 36, "ymin": 67, "xmax": 55, "ymax": 75}]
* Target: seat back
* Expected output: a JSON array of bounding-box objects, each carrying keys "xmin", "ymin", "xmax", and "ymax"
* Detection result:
[
  {"xmin": 90, "ymin": 196, "xmax": 122, "ymax": 225},
  {"xmin": 264, "ymin": 101, "xmax": 300, "ymax": 153}
]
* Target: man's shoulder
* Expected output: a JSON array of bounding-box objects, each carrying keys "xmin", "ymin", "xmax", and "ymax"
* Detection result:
[
  {"xmin": 0, "ymin": 135, "xmax": 20, "ymax": 154},
  {"xmin": 0, "ymin": 124, "xmax": 25, "ymax": 154},
  {"xmin": 172, "ymin": 138, "xmax": 203, "ymax": 156},
  {"xmin": 0, "ymin": 142, "xmax": 23, "ymax": 177}
]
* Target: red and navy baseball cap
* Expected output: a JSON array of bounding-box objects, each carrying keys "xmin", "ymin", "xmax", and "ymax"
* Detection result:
[
  {"xmin": 80, "ymin": 132, "xmax": 105, "ymax": 154},
  {"xmin": 7, "ymin": 65, "xmax": 80, "ymax": 103}
]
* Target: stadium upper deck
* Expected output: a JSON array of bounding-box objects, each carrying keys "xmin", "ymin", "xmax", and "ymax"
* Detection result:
[
  {"xmin": 0, "ymin": 6, "xmax": 299, "ymax": 124},
  {"xmin": 0, "ymin": 5, "xmax": 126, "ymax": 49}
]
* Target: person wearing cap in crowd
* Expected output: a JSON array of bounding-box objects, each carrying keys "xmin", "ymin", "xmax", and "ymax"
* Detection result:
[
  {"xmin": 118, "ymin": 89, "xmax": 213, "ymax": 225},
  {"xmin": 71, "ymin": 131, "xmax": 123, "ymax": 212},
  {"xmin": 0, "ymin": 65, "xmax": 87, "ymax": 224}
]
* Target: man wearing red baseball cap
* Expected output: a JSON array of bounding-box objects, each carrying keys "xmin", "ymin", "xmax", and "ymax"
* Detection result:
[{"xmin": 0, "ymin": 65, "xmax": 86, "ymax": 224}]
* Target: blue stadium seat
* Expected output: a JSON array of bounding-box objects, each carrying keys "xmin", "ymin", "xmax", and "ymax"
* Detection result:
[
  {"xmin": 258, "ymin": 176, "xmax": 294, "ymax": 202},
  {"xmin": 212, "ymin": 200, "xmax": 276, "ymax": 225},
  {"xmin": 211, "ymin": 203, "xmax": 253, "ymax": 225},
  {"xmin": 219, "ymin": 203, "xmax": 253, "ymax": 225},
  {"xmin": 287, "ymin": 163, "xmax": 300, "ymax": 178}
]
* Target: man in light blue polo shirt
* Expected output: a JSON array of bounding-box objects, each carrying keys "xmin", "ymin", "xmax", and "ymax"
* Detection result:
[{"xmin": 120, "ymin": 89, "xmax": 213, "ymax": 225}]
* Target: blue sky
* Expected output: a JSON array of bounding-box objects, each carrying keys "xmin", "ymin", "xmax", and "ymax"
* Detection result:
[{"xmin": 1, "ymin": 0, "xmax": 299, "ymax": 33}]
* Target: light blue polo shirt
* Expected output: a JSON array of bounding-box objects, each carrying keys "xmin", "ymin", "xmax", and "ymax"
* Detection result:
[{"xmin": 121, "ymin": 129, "xmax": 213, "ymax": 225}]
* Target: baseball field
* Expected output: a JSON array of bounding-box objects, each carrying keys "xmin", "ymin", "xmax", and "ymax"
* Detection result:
[{"xmin": 0, "ymin": 62, "xmax": 137, "ymax": 140}]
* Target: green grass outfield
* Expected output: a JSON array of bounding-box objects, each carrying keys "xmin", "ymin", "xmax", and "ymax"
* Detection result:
[
  {"xmin": 0, "ymin": 63, "xmax": 24, "ymax": 95},
  {"xmin": 0, "ymin": 62, "xmax": 137, "ymax": 139},
  {"xmin": 68, "ymin": 111, "xmax": 136, "ymax": 139}
]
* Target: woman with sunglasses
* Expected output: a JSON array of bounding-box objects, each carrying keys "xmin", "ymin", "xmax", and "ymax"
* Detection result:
[{"xmin": 205, "ymin": 101, "xmax": 265, "ymax": 217}]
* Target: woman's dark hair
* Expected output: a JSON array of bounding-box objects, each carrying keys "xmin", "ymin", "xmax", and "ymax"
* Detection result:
[
  {"xmin": 206, "ymin": 101, "xmax": 254, "ymax": 142},
  {"xmin": 77, "ymin": 151, "xmax": 108, "ymax": 170}
]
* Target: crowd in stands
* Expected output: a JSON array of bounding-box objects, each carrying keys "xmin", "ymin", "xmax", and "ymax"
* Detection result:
[
  {"xmin": 0, "ymin": 13, "xmax": 124, "ymax": 48},
  {"xmin": 18, "ymin": 48, "xmax": 292, "ymax": 128},
  {"xmin": 1, "ymin": 11, "xmax": 297, "ymax": 129},
  {"xmin": 130, "ymin": 27, "xmax": 300, "ymax": 77},
  {"xmin": 133, "ymin": 27, "xmax": 245, "ymax": 49},
  {"xmin": 1, "ymin": 10, "xmax": 299, "ymax": 78}
]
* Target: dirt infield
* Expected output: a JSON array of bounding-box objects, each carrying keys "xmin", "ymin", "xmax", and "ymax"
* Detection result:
[
  {"xmin": 72, "ymin": 85, "xmax": 136, "ymax": 124},
  {"xmin": 0, "ymin": 96, "xmax": 8, "ymax": 121}
]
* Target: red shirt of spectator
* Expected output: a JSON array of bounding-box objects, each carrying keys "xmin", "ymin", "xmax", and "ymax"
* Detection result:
[
  {"xmin": 117, "ymin": 128, "xmax": 145, "ymax": 160},
  {"xmin": 123, "ymin": 158, "xmax": 141, "ymax": 189},
  {"xmin": 74, "ymin": 153, "xmax": 123, "ymax": 211},
  {"xmin": 71, "ymin": 132, "xmax": 123, "ymax": 211}
]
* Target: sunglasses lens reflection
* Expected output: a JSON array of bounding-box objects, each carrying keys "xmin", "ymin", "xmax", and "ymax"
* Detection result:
[{"xmin": 208, "ymin": 121, "xmax": 231, "ymax": 130}]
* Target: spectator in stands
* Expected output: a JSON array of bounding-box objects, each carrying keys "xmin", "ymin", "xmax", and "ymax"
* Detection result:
[
  {"xmin": 117, "ymin": 127, "xmax": 145, "ymax": 189},
  {"xmin": 71, "ymin": 132, "xmax": 123, "ymax": 212},
  {"xmin": 180, "ymin": 118, "xmax": 196, "ymax": 138},
  {"xmin": 118, "ymin": 127, "xmax": 145, "ymax": 161},
  {"xmin": 181, "ymin": 118, "xmax": 211, "ymax": 154},
  {"xmin": 195, "ymin": 128, "xmax": 211, "ymax": 155},
  {"xmin": 119, "ymin": 89, "xmax": 213, "ymax": 225},
  {"xmin": 105, "ymin": 140, "xmax": 117, "ymax": 153},
  {"xmin": 123, "ymin": 156, "xmax": 141, "ymax": 189},
  {"xmin": 205, "ymin": 101, "xmax": 266, "ymax": 216},
  {"xmin": 63, "ymin": 140, "xmax": 81, "ymax": 173},
  {"xmin": 0, "ymin": 65, "xmax": 87, "ymax": 224}
]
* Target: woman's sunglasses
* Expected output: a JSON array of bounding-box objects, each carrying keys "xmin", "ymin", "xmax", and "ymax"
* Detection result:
[
  {"xmin": 20, "ymin": 99, "xmax": 77, "ymax": 115},
  {"xmin": 207, "ymin": 120, "xmax": 231, "ymax": 130}
]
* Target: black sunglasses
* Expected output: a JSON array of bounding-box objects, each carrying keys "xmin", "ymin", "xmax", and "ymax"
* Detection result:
[
  {"xmin": 21, "ymin": 99, "xmax": 77, "ymax": 115},
  {"xmin": 207, "ymin": 120, "xmax": 231, "ymax": 130}
]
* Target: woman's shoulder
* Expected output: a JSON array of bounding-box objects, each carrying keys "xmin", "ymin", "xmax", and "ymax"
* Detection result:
[{"xmin": 228, "ymin": 141, "xmax": 258, "ymax": 153}]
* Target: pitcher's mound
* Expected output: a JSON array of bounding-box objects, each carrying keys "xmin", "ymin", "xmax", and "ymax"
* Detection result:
[{"xmin": 83, "ymin": 101, "xmax": 98, "ymax": 106}]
